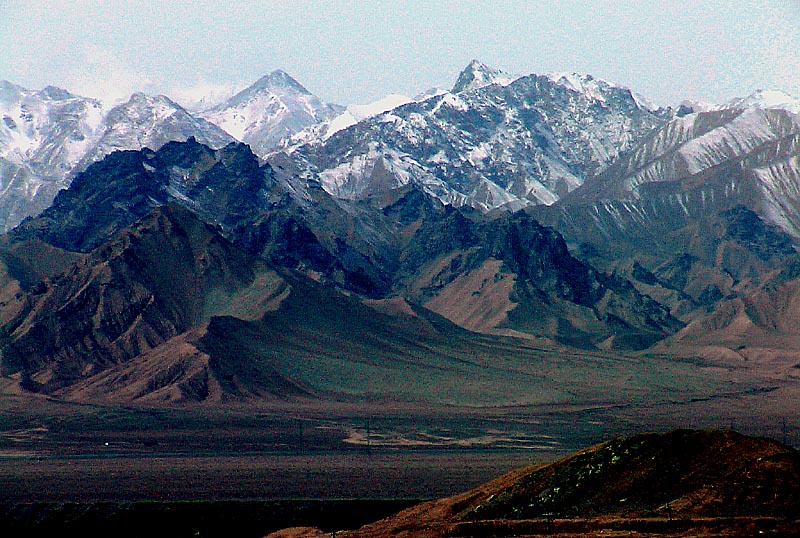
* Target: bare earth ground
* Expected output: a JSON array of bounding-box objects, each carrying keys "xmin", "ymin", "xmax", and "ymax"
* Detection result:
[
  {"xmin": 1, "ymin": 341, "xmax": 799, "ymax": 537},
  {"xmin": 0, "ymin": 400, "xmax": 558, "ymax": 537},
  {"xmin": 1, "ymin": 373, "xmax": 798, "ymax": 502},
  {"xmin": 0, "ymin": 451, "xmax": 545, "ymax": 502}
]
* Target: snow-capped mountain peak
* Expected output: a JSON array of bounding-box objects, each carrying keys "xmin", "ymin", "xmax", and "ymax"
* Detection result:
[
  {"xmin": 451, "ymin": 60, "xmax": 517, "ymax": 93},
  {"xmin": 199, "ymin": 70, "xmax": 342, "ymax": 155},
  {"xmin": 0, "ymin": 80, "xmax": 27, "ymax": 102},
  {"xmin": 125, "ymin": 92, "xmax": 178, "ymax": 114},
  {"xmin": 220, "ymin": 70, "xmax": 313, "ymax": 111},
  {"xmin": 0, "ymin": 83, "xmax": 104, "ymax": 164},
  {"xmin": 727, "ymin": 89, "xmax": 800, "ymax": 114},
  {"xmin": 276, "ymin": 66, "xmax": 668, "ymax": 213},
  {"xmin": 549, "ymin": 72, "xmax": 598, "ymax": 92},
  {"xmin": 76, "ymin": 91, "xmax": 234, "ymax": 171},
  {"xmin": 547, "ymin": 72, "xmax": 665, "ymax": 112},
  {"xmin": 254, "ymin": 69, "xmax": 310, "ymax": 93},
  {"xmin": 549, "ymin": 72, "xmax": 611, "ymax": 103},
  {"xmin": 37, "ymin": 85, "xmax": 75, "ymax": 101},
  {"xmin": 0, "ymin": 70, "xmax": 343, "ymax": 231},
  {"xmin": 0, "ymin": 82, "xmax": 107, "ymax": 229}
]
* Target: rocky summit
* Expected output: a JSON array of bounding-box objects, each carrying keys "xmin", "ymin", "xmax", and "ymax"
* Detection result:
[
  {"xmin": 271, "ymin": 61, "xmax": 668, "ymax": 212},
  {"xmin": 199, "ymin": 69, "xmax": 344, "ymax": 157}
]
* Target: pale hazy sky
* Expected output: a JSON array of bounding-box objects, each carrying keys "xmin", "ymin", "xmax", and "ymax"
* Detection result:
[{"xmin": 2, "ymin": 0, "xmax": 800, "ymax": 107}]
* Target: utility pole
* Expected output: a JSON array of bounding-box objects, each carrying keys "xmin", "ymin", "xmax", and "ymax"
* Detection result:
[
  {"xmin": 781, "ymin": 417, "xmax": 789, "ymax": 446},
  {"xmin": 296, "ymin": 418, "xmax": 304, "ymax": 452}
]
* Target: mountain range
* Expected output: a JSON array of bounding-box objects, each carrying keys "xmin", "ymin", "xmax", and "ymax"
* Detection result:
[
  {"xmin": 1, "ymin": 61, "xmax": 800, "ymax": 411},
  {"xmin": 0, "ymin": 136, "xmax": 681, "ymax": 398},
  {"xmin": 6, "ymin": 60, "xmax": 798, "ymax": 229}
]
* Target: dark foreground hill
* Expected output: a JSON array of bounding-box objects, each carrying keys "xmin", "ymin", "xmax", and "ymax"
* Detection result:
[{"xmin": 269, "ymin": 429, "xmax": 800, "ymax": 538}]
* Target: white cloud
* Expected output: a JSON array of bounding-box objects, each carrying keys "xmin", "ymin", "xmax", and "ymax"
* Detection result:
[
  {"xmin": 63, "ymin": 45, "xmax": 153, "ymax": 105},
  {"xmin": 168, "ymin": 82, "xmax": 246, "ymax": 112}
]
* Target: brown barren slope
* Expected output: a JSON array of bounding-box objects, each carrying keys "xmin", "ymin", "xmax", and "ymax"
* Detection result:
[{"xmin": 269, "ymin": 429, "xmax": 800, "ymax": 538}]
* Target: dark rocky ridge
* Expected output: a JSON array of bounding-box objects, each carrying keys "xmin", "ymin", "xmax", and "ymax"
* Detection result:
[
  {"xmin": 7, "ymin": 139, "xmax": 678, "ymax": 348},
  {"xmin": 0, "ymin": 139, "xmax": 686, "ymax": 395},
  {"xmin": 0, "ymin": 204, "xmax": 271, "ymax": 392},
  {"xmin": 392, "ymin": 198, "xmax": 680, "ymax": 348},
  {"xmin": 74, "ymin": 92, "xmax": 235, "ymax": 173},
  {"xmin": 10, "ymin": 138, "xmax": 392, "ymax": 297},
  {"xmin": 0, "ymin": 84, "xmax": 235, "ymax": 233}
]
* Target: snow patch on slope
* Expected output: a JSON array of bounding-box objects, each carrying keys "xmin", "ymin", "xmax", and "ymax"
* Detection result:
[
  {"xmin": 324, "ymin": 94, "xmax": 413, "ymax": 138},
  {"xmin": 679, "ymin": 109, "xmax": 777, "ymax": 174},
  {"xmin": 548, "ymin": 72, "xmax": 609, "ymax": 103},
  {"xmin": 753, "ymin": 154, "xmax": 800, "ymax": 236},
  {"xmin": 200, "ymin": 70, "xmax": 342, "ymax": 155}
]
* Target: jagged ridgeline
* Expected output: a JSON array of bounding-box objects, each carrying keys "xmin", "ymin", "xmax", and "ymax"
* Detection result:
[
  {"xmin": 534, "ymin": 102, "xmax": 800, "ymax": 331},
  {"xmin": 0, "ymin": 61, "xmax": 667, "ymax": 233},
  {"xmin": 271, "ymin": 62, "xmax": 668, "ymax": 212},
  {"xmin": 0, "ymin": 82, "xmax": 234, "ymax": 231},
  {"xmin": 0, "ymin": 137, "xmax": 680, "ymax": 398}
]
